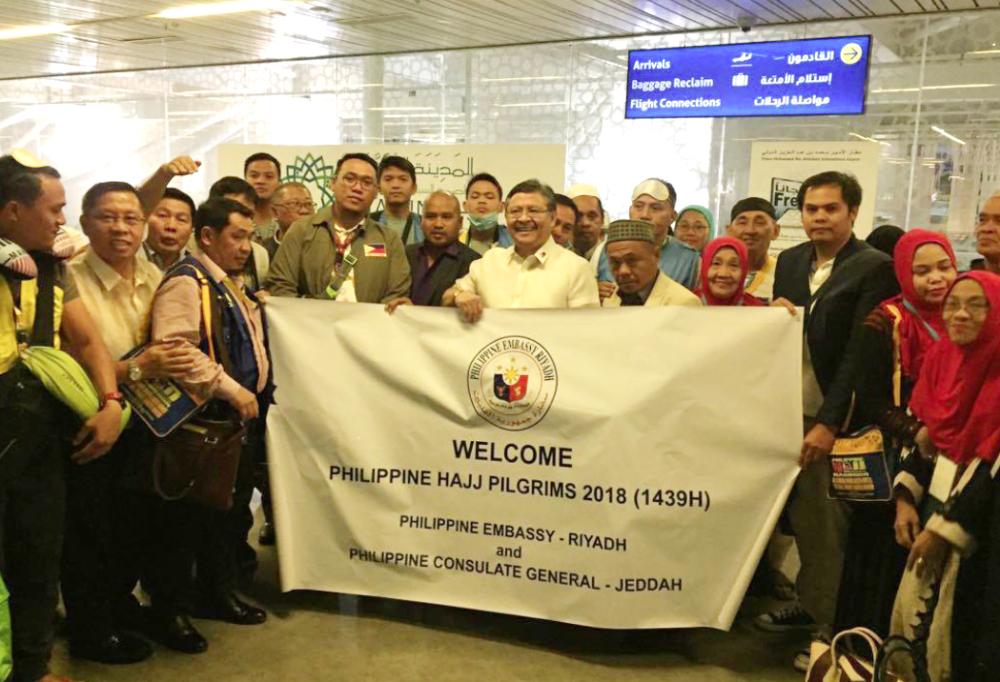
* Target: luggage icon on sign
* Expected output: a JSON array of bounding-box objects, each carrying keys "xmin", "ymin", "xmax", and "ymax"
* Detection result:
[{"xmin": 732, "ymin": 73, "xmax": 749, "ymax": 87}]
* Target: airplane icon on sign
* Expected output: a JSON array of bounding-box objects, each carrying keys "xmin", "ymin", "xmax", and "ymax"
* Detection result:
[{"xmin": 731, "ymin": 52, "xmax": 753, "ymax": 65}]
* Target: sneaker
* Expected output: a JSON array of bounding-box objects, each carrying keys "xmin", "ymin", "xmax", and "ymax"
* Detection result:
[
  {"xmin": 753, "ymin": 602, "xmax": 816, "ymax": 632},
  {"xmin": 793, "ymin": 647, "xmax": 811, "ymax": 673}
]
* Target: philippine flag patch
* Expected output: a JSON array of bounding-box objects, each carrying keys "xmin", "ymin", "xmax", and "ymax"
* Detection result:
[{"xmin": 363, "ymin": 243, "xmax": 387, "ymax": 258}]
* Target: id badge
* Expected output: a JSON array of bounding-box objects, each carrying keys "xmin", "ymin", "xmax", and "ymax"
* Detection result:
[{"xmin": 928, "ymin": 456, "xmax": 958, "ymax": 504}]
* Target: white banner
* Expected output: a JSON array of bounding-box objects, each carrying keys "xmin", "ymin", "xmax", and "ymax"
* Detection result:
[
  {"xmin": 266, "ymin": 302, "xmax": 802, "ymax": 630},
  {"xmin": 748, "ymin": 140, "xmax": 881, "ymax": 251},
  {"xmin": 217, "ymin": 143, "xmax": 566, "ymax": 212}
]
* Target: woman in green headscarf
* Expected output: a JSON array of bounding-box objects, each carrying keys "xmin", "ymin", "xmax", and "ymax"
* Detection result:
[{"xmin": 675, "ymin": 205, "xmax": 715, "ymax": 253}]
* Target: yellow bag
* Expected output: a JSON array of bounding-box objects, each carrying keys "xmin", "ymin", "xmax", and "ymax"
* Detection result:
[{"xmin": 19, "ymin": 345, "xmax": 131, "ymax": 430}]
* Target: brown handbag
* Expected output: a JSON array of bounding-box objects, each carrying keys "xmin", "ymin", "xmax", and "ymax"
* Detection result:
[
  {"xmin": 148, "ymin": 262, "xmax": 252, "ymax": 511},
  {"xmin": 152, "ymin": 416, "xmax": 245, "ymax": 511}
]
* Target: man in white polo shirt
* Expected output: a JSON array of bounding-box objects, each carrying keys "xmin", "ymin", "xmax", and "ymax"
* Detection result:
[{"xmin": 443, "ymin": 179, "xmax": 599, "ymax": 322}]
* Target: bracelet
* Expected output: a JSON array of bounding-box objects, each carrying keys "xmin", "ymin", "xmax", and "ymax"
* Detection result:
[{"xmin": 99, "ymin": 391, "xmax": 125, "ymax": 410}]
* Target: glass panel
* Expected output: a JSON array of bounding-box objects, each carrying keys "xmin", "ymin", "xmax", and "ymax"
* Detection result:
[{"xmin": 0, "ymin": 8, "xmax": 996, "ymax": 268}]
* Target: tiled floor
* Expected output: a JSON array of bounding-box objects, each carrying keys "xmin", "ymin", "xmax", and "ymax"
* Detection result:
[{"xmin": 52, "ymin": 520, "xmax": 805, "ymax": 682}]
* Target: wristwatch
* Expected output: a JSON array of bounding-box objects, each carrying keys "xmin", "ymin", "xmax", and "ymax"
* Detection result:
[
  {"xmin": 127, "ymin": 359, "xmax": 142, "ymax": 382},
  {"xmin": 100, "ymin": 391, "xmax": 125, "ymax": 410}
]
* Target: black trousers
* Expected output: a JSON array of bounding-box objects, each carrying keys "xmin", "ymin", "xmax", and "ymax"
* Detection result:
[
  {"xmin": 252, "ymin": 415, "xmax": 272, "ymax": 525},
  {"xmin": 0, "ymin": 372, "xmax": 69, "ymax": 682},
  {"xmin": 196, "ymin": 434, "xmax": 256, "ymax": 596},
  {"xmin": 136, "ymin": 493, "xmax": 203, "ymax": 617},
  {"xmin": 61, "ymin": 427, "xmax": 149, "ymax": 641},
  {"xmin": 114, "ymin": 427, "xmax": 204, "ymax": 619}
]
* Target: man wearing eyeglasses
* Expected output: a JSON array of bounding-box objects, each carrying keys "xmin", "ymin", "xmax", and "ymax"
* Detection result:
[
  {"xmin": 63, "ymin": 182, "xmax": 187, "ymax": 665},
  {"xmin": 266, "ymin": 153, "xmax": 410, "ymax": 302},
  {"xmin": 442, "ymin": 179, "xmax": 599, "ymax": 323},
  {"xmin": 262, "ymin": 182, "xmax": 314, "ymax": 261}
]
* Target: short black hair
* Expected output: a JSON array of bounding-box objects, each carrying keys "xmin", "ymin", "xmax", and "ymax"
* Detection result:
[
  {"xmin": 506, "ymin": 179, "xmax": 556, "ymax": 212},
  {"xmin": 0, "ymin": 155, "xmax": 60, "ymax": 208},
  {"xmin": 730, "ymin": 197, "xmax": 776, "ymax": 222},
  {"xmin": 194, "ymin": 197, "xmax": 254, "ymax": 240},
  {"xmin": 335, "ymin": 153, "xmax": 378, "ymax": 177},
  {"xmin": 466, "ymin": 172, "xmax": 502, "ymax": 198},
  {"xmin": 866, "ymin": 224, "xmax": 905, "ymax": 257},
  {"xmin": 553, "ymin": 193, "xmax": 580, "ymax": 223},
  {"xmin": 243, "ymin": 152, "xmax": 281, "ymax": 177},
  {"xmin": 159, "ymin": 187, "xmax": 196, "ymax": 219},
  {"xmin": 797, "ymin": 171, "xmax": 863, "ymax": 212},
  {"xmin": 377, "ymin": 155, "xmax": 416, "ymax": 183},
  {"xmin": 209, "ymin": 176, "xmax": 256, "ymax": 206},
  {"xmin": 81, "ymin": 181, "xmax": 140, "ymax": 216}
]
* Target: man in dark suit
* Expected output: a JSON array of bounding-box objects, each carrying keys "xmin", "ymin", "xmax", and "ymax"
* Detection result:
[
  {"xmin": 755, "ymin": 171, "xmax": 899, "ymax": 670},
  {"xmin": 386, "ymin": 191, "xmax": 479, "ymax": 311}
]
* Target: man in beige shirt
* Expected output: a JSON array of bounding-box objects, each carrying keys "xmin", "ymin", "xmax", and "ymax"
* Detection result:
[
  {"xmin": 64, "ymin": 181, "xmax": 197, "ymax": 666},
  {"xmin": 444, "ymin": 179, "xmax": 599, "ymax": 322},
  {"xmin": 602, "ymin": 220, "xmax": 701, "ymax": 308}
]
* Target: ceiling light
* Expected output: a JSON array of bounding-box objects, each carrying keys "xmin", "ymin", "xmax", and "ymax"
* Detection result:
[
  {"xmin": 497, "ymin": 102, "xmax": 564, "ymax": 108},
  {"xmin": 481, "ymin": 76, "xmax": 566, "ymax": 83},
  {"xmin": 871, "ymin": 84, "xmax": 994, "ymax": 94},
  {"xmin": 931, "ymin": 125, "xmax": 966, "ymax": 146},
  {"xmin": 924, "ymin": 83, "xmax": 994, "ymax": 90},
  {"xmin": 967, "ymin": 49, "xmax": 1000, "ymax": 56},
  {"xmin": 848, "ymin": 132, "xmax": 890, "ymax": 146},
  {"xmin": 0, "ymin": 23, "xmax": 70, "ymax": 41},
  {"xmin": 368, "ymin": 106, "xmax": 434, "ymax": 112},
  {"xmin": 154, "ymin": 1, "xmax": 293, "ymax": 20}
]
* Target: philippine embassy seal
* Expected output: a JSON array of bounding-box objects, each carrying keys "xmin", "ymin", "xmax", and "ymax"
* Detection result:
[{"xmin": 467, "ymin": 336, "xmax": 558, "ymax": 431}]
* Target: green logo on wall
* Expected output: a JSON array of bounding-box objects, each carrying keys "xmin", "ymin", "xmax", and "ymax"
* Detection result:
[{"xmin": 284, "ymin": 153, "xmax": 335, "ymax": 207}]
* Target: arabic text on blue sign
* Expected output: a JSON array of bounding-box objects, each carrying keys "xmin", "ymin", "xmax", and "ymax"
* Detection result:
[{"xmin": 625, "ymin": 35, "xmax": 871, "ymax": 119}]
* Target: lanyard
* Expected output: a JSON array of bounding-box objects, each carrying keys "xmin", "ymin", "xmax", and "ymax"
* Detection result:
[
  {"xmin": 902, "ymin": 299, "xmax": 940, "ymax": 342},
  {"xmin": 331, "ymin": 225, "xmax": 361, "ymax": 269}
]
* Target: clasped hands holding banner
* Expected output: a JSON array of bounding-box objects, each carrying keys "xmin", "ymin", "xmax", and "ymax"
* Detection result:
[{"xmin": 265, "ymin": 301, "xmax": 802, "ymax": 630}]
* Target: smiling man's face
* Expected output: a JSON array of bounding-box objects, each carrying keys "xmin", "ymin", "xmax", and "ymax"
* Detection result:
[{"xmin": 505, "ymin": 191, "xmax": 553, "ymax": 255}]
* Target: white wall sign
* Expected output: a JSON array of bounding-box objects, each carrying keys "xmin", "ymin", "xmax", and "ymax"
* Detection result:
[
  {"xmin": 217, "ymin": 144, "xmax": 566, "ymax": 212},
  {"xmin": 748, "ymin": 140, "xmax": 881, "ymax": 251}
]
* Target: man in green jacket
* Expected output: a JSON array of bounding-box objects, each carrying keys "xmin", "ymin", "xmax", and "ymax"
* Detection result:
[{"xmin": 265, "ymin": 153, "xmax": 411, "ymax": 302}]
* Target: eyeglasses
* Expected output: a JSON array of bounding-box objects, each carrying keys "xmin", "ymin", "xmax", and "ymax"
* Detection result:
[
  {"xmin": 339, "ymin": 173, "xmax": 375, "ymax": 190},
  {"xmin": 274, "ymin": 201, "xmax": 315, "ymax": 211},
  {"xmin": 506, "ymin": 207, "xmax": 550, "ymax": 219},
  {"xmin": 93, "ymin": 213, "xmax": 143, "ymax": 227},
  {"xmin": 943, "ymin": 298, "xmax": 990, "ymax": 316}
]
